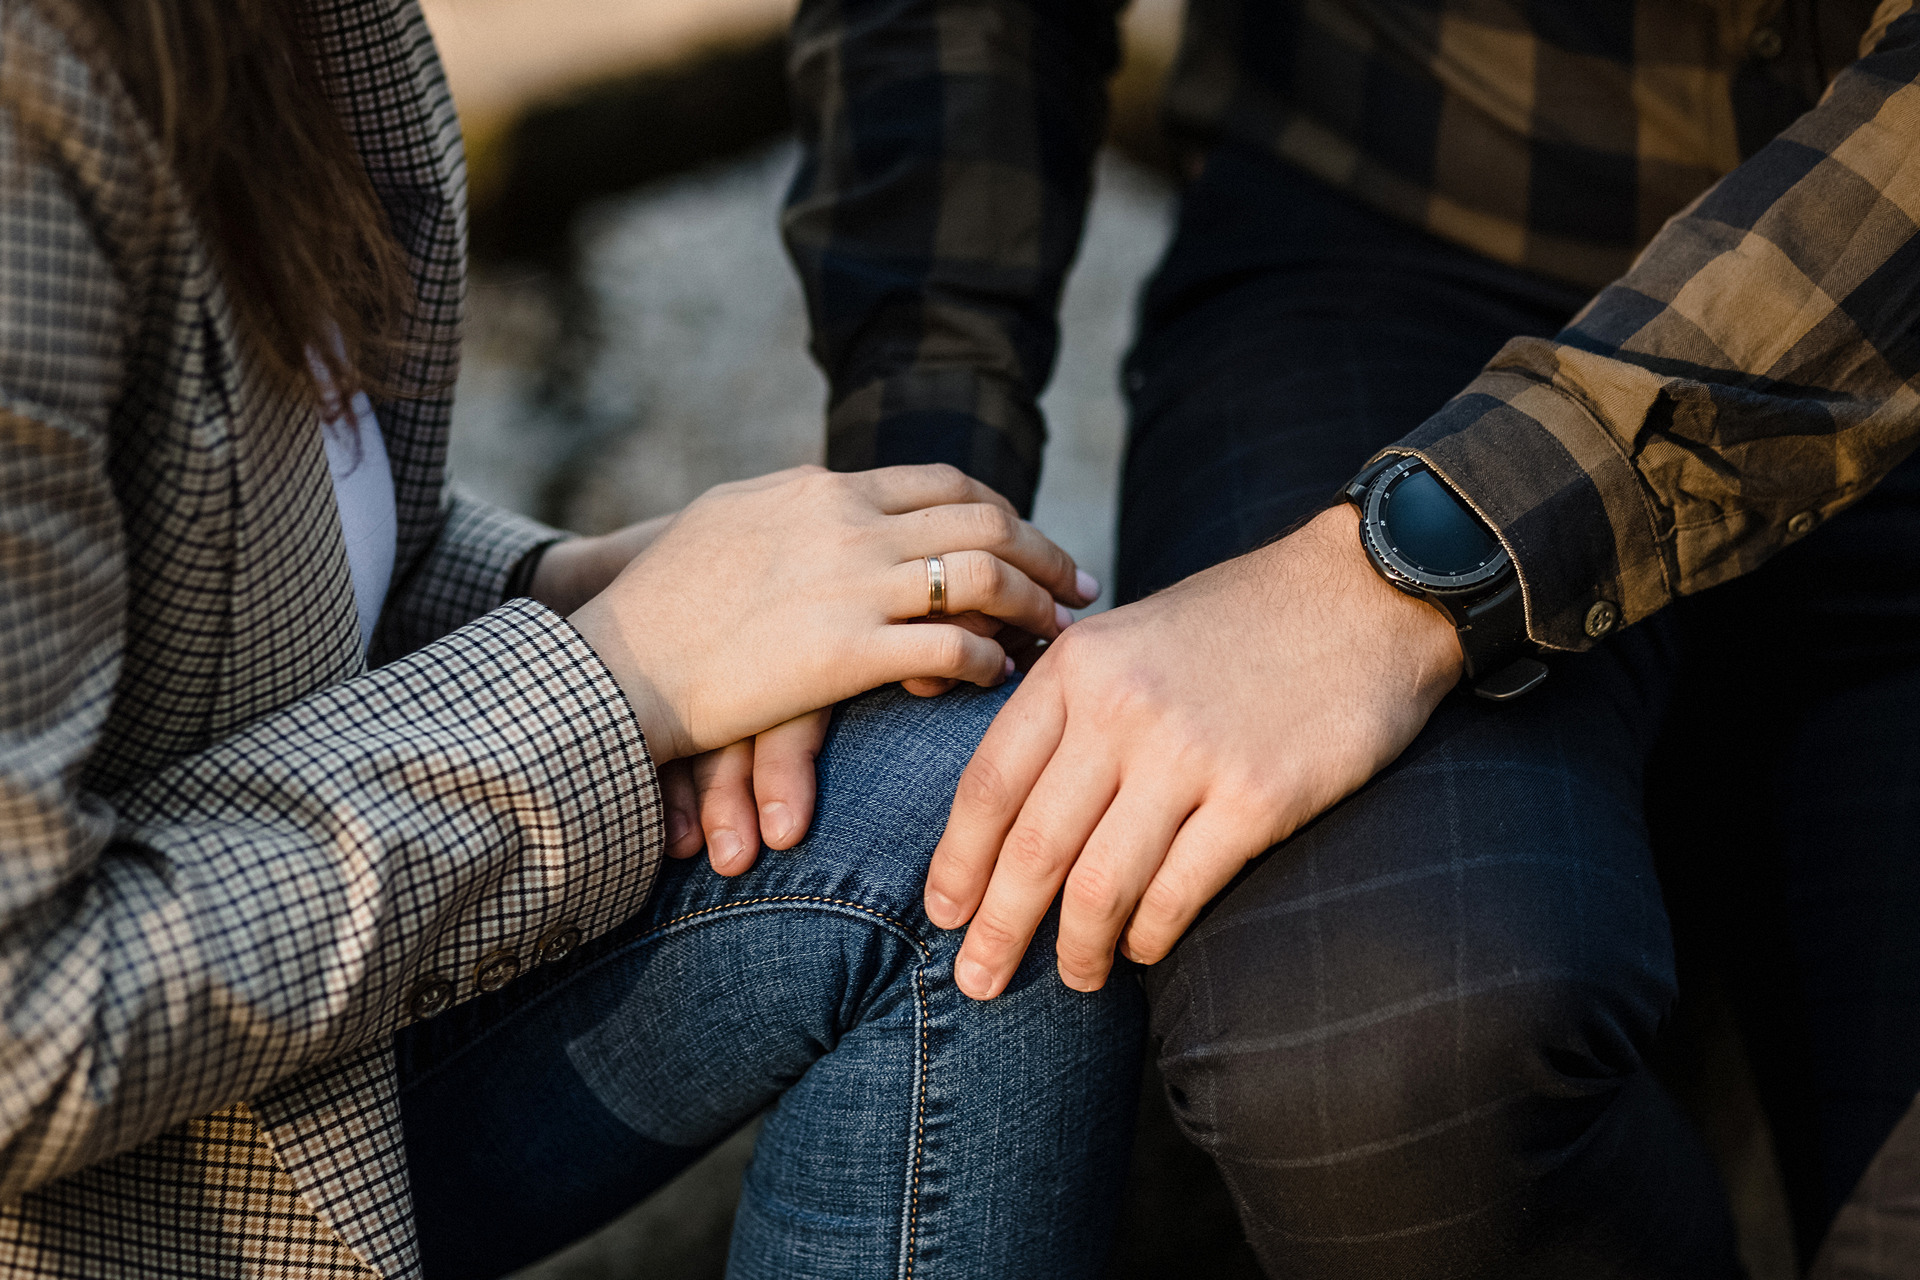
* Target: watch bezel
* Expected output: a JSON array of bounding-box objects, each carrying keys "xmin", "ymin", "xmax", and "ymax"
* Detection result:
[{"xmin": 1356, "ymin": 456, "xmax": 1510, "ymax": 595}]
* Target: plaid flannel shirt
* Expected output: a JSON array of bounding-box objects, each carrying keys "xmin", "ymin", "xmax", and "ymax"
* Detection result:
[{"xmin": 785, "ymin": 0, "xmax": 1920, "ymax": 650}]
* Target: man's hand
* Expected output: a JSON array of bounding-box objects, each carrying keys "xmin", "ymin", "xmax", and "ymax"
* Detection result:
[{"xmin": 924, "ymin": 504, "xmax": 1466, "ymax": 999}]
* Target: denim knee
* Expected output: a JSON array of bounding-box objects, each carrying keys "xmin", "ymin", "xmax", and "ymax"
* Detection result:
[{"xmin": 758, "ymin": 682, "xmax": 1014, "ymax": 930}]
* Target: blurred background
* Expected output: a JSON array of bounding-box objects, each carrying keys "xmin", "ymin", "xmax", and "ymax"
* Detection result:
[
  {"xmin": 426, "ymin": 0, "xmax": 1185, "ymax": 615},
  {"xmin": 421, "ymin": 1, "xmax": 1798, "ymax": 1276}
]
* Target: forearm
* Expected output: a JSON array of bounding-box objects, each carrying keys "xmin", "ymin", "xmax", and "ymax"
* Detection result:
[
  {"xmin": 0, "ymin": 602, "xmax": 660, "ymax": 1196},
  {"xmin": 528, "ymin": 512, "xmax": 675, "ymax": 616}
]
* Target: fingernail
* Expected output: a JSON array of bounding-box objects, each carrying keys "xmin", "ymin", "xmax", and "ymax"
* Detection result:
[
  {"xmin": 1054, "ymin": 603, "xmax": 1073, "ymax": 632},
  {"xmin": 955, "ymin": 956, "xmax": 995, "ymax": 999},
  {"xmin": 1075, "ymin": 569, "xmax": 1099, "ymax": 602},
  {"xmin": 760, "ymin": 800, "xmax": 794, "ymax": 846},
  {"xmin": 1060, "ymin": 967, "xmax": 1103, "ymax": 993},
  {"xmin": 667, "ymin": 809, "xmax": 691, "ymax": 844},
  {"xmin": 1002, "ymin": 656, "xmax": 1016, "ymax": 678},
  {"xmin": 709, "ymin": 829, "xmax": 745, "ymax": 870},
  {"xmin": 925, "ymin": 889, "xmax": 960, "ymax": 929}
]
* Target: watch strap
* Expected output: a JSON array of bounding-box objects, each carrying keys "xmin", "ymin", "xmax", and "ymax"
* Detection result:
[{"xmin": 1451, "ymin": 579, "xmax": 1547, "ymax": 699}]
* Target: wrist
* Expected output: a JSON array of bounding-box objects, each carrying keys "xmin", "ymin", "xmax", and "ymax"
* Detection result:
[
  {"xmin": 1302, "ymin": 504, "xmax": 1465, "ymax": 699},
  {"xmin": 528, "ymin": 537, "xmax": 597, "ymax": 616},
  {"xmin": 564, "ymin": 595, "xmax": 693, "ymax": 763}
]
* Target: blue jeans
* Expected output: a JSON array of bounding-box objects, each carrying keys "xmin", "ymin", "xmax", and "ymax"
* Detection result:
[
  {"xmin": 395, "ymin": 684, "xmax": 1145, "ymax": 1280},
  {"xmin": 1122, "ymin": 143, "xmax": 1920, "ymax": 1277}
]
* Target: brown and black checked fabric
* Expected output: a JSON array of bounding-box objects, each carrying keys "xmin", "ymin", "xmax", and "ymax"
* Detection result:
[
  {"xmin": 0, "ymin": 0, "xmax": 663, "ymax": 1275},
  {"xmin": 1164, "ymin": 0, "xmax": 1881, "ymax": 290},
  {"xmin": 1402, "ymin": 0, "xmax": 1920, "ymax": 649},
  {"xmin": 785, "ymin": 0, "xmax": 1126, "ymax": 516},
  {"xmin": 787, "ymin": 0, "xmax": 1920, "ymax": 651}
]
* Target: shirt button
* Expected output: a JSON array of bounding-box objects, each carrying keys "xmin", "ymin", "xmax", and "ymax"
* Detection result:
[
  {"xmin": 1787, "ymin": 510, "xmax": 1819, "ymax": 538},
  {"xmin": 536, "ymin": 924, "xmax": 584, "ymax": 966},
  {"xmin": 1750, "ymin": 25, "xmax": 1784, "ymax": 58},
  {"xmin": 473, "ymin": 950, "xmax": 521, "ymax": 993},
  {"xmin": 1584, "ymin": 600, "xmax": 1619, "ymax": 638},
  {"xmin": 407, "ymin": 975, "xmax": 454, "ymax": 1021}
]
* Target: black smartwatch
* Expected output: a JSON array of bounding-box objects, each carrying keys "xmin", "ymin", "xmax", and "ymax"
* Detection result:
[{"xmin": 1341, "ymin": 455, "xmax": 1548, "ymax": 701}]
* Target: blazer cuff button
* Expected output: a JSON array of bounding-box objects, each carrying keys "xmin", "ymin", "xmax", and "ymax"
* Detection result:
[
  {"xmin": 407, "ymin": 975, "xmax": 454, "ymax": 1021},
  {"xmin": 536, "ymin": 924, "xmax": 583, "ymax": 967},
  {"xmin": 474, "ymin": 950, "xmax": 521, "ymax": 993}
]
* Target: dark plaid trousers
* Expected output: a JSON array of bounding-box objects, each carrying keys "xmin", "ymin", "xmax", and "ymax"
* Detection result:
[{"xmin": 1123, "ymin": 143, "xmax": 1920, "ymax": 1279}]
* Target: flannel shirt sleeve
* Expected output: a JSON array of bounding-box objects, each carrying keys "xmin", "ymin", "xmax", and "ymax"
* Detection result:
[
  {"xmin": 782, "ymin": 0, "xmax": 1124, "ymax": 515},
  {"xmin": 1390, "ymin": 0, "xmax": 1920, "ymax": 652},
  {"xmin": 0, "ymin": 110, "xmax": 661, "ymax": 1195}
]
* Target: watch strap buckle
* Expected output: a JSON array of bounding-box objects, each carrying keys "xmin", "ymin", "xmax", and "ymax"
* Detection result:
[{"xmin": 1473, "ymin": 657, "xmax": 1549, "ymax": 701}]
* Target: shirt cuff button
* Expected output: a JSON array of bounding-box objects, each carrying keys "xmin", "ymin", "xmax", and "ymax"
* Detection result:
[
  {"xmin": 407, "ymin": 975, "xmax": 454, "ymax": 1021},
  {"xmin": 1584, "ymin": 600, "xmax": 1619, "ymax": 638},
  {"xmin": 1787, "ymin": 510, "xmax": 1819, "ymax": 538}
]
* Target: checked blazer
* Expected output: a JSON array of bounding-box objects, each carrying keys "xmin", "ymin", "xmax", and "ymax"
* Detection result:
[{"xmin": 0, "ymin": 0, "xmax": 664, "ymax": 1275}]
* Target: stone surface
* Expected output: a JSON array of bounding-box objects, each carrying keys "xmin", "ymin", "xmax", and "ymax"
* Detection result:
[{"xmin": 451, "ymin": 141, "xmax": 1176, "ymax": 611}]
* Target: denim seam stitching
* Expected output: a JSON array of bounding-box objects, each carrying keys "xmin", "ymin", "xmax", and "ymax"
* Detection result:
[
  {"xmin": 401, "ymin": 894, "xmax": 934, "ymax": 1089},
  {"xmin": 906, "ymin": 965, "xmax": 928, "ymax": 1280},
  {"xmin": 647, "ymin": 894, "xmax": 933, "ymax": 957},
  {"xmin": 646, "ymin": 893, "xmax": 932, "ymax": 1280}
]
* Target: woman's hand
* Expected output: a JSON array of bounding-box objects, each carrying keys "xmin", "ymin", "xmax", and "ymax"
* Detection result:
[
  {"xmin": 661, "ymin": 611, "xmax": 1046, "ymax": 876},
  {"xmin": 568, "ymin": 463, "xmax": 1095, "ymax": 766}
]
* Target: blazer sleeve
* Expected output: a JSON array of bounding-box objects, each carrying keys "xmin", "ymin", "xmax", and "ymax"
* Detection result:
[
  {"xmin": 371, "ymin": 487, "xmax": 567, "ymax": 664},
  {"xmin": 0, "ymin": 108, "xmax": 662, "ymax": 1199},
  {"xmin": 1387, "ymin": 0, "xmax": 1920, "ymax": 652}
]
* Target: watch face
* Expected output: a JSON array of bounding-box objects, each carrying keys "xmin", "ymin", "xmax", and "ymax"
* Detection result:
[{"xmin": 1361, "ymin": 458, "xmax": 1509, "ymax": 593}]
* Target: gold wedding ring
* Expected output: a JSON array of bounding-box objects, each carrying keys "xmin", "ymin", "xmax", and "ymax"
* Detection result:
[{"xmin": 925, "ymin": 555, "xmax": 947, "ymax": 617}]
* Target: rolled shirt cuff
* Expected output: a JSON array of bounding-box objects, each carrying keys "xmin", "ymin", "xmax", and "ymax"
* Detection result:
[{"xmin": 1386, "ymin": 337, "xmax": 1675, "ymax": 653}]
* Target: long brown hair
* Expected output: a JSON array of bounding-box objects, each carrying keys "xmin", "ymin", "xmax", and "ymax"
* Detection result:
[{"xmin": 74, "ymin": 0, "xmax": 418, "ymax": 409}]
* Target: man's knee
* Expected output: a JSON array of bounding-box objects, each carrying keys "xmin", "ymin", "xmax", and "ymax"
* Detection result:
[{"xmin": 1145, "ymin": 829, "xmax": 1678, "ymax": 1230}]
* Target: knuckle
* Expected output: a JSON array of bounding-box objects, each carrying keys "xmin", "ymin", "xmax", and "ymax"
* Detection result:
[
  {"xmin": 1135, "ymin": 876, "xmax": 1188, "ymax": 929},
  {"xmin": 963, "ymin": 503, "xmax": 1017, "ymax": 547},
  {"xmin": 923, "ymin": 626, "xmax": 972, "ymax": 674},
  {"xmin": 1039, "ymin": 624, "xmax": 1084, "ymax": 668},
  {"xmin": 960, "ymin": 550, "xmax": 1010, "ymax": 600},
  {"xmin": 1062, "ymin": 865, "xmax": 1123, "ymax": 923},
  {"xmin": 965, "ymin": 914, "xmax": 1022, "ymax": 958},
  {"xmin": 1056, "ymin": 937, "xmax": 1111, "ymax": 981},
  {"xmin": 999, "ymin": 824, "xmax": 1061, "ymax": 879},
  {"xmin": 955, "ymin": 757, "xmax": 1012, "ymax": 816},
  {"xmin": 923, "ymin": 462, "xmax": 967, "ymax": 491}
]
